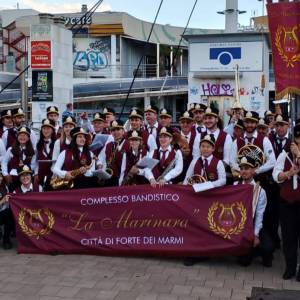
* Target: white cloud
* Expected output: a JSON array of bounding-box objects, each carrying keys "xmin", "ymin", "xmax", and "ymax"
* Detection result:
[{"xmin": 19, "ymin": 0, "xmax": 112, "ymax": 14}]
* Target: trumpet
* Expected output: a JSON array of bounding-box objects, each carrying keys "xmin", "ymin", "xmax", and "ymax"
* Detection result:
[{"xmin": 187, "ymin": 174, "xmax": 207, "ymax": 185}]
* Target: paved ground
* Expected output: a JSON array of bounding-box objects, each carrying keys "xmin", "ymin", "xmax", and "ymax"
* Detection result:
[{"xmin": 0, "ymin": 245, "xmax": 299, "ymax": 300}]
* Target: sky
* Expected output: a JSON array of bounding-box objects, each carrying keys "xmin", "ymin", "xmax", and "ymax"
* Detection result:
[{"xmin": 0, "ymin": 0, "xmax": 265, "ymax": 29}]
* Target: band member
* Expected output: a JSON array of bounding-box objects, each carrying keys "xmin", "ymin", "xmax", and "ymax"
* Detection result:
[
  {"xmin": 257, "ymin": 118, "xmax": 269, "ymax": 137},
  {"xmin": 119, "ymin": 130, "xmax": 148, "ymax": 186},
  {"xmin": 264, "ymin": 110, "xmax": 276, "ymax": 133},
  {"xmin": 92, "ymin": 113, "xmax": 105, "ymax": 135},
  {"xmin": 265, "ymin": 114, "xmax": 291, "ymax": 248},
  {"xmin": 142, "ymin": 127, "xmax": 183, "ymax": 187},
  {"xmin": 144, "ymin": 105, "xmax": 160, "ymax": 140},
  {"xmin": 99, "ymin": 120, "xmax": 129, "ymax": 186},
  {"xmin": 0, "ymin": 109, "xmax": 13, "ymax": 137},
  {"xmin": 52, "ymin": 116, "xmax": 76, "ymax": 161},
  {"xmin": 230, "ymin": 111, "xmax": 276, "ymax": 176},
  {"xmin": 233, "ymin": 119, "xmax": 245, "ymax": 140},
  {"xmin": 189, "ymin": 103, "xmax": 207, "ymax": 134},
  {"xmin": 0, "ymin": 172, "xmax": 14, "ymax": 249},
  {"xmin": 235, "ymin": 156, "xmax": 274, "ymax": 267},
  {"xmin": 126, "ymin": 108, "xmax": 157, "ymax": 152},
  {"xmin": 183, "ymin": 135, "xmax": 226, "ymax": 187},
  {"xmin": 224, "ymin": 105, "xmax": 244, "ymax": 137},
  {"xmin": 272, "ymin": 124, "xmax": 300, "ymax": 281},
  {"xmin": 36, "ymin": 119, "xmax": 56, "ymax": 190},
  {"xmin": 13, "ymin": 165, "xmax": 43, "ymax": 193},
  {"xmin": 53, "ymin": 127, "xmax": 97, "ymax": 189},
  {"xmin": 46, "ymin": 106, "xmax": 62, "ymax": 138},
  {"xmin": 2, "ymin": 108, "xmax": 37, "ymax": 149},
  {"xmin": 102, "ymin": 107, "xmax": 116, "ymax": 134},
  {"xmin": 159, "ymin": 108, "xmax": 179, "ymax": 133},
  {"xmin": 1, "ymin": 126, "xmax": 37, "ymax": 191},
  {"xmin": 202, "ymin": 107, "xmax": 232, "ymax": 165}
]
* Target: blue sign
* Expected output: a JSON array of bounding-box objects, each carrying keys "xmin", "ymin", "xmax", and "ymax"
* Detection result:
[{"xmin": 209, "ymin": 47, "xmax": 241, "ymax": 65}]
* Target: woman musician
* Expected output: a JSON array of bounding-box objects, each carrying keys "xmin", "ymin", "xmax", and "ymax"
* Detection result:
[
  {"xmin": 119, "ymin": 130, "xmax": 148, "ymax": 186},
  {"xmin": 142, "ymin": 127, "xmax": 183, "ymax": 188},
  {"xmin": 272, "ymin": 124, "xmax": 300, "ymax": 281},
  {"xmin": 183, "ymin": 135, "xmax": 226, "ymax": 187},
  {"xmin": 1, "ymin": 126, "xmax": 37, "ymax": 192},
  {"xmin": 36, "ymin": 119, "xmax": 56, "ymax": 190},
  {"xmin": 53, "ymin": 127, "xmax": 97, "ymax": 189},
  {"xmin": 52, "ymin": 116, "xmax": 76, "ymax": 162}
]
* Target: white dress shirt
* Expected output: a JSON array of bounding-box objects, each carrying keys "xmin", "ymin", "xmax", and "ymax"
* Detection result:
[
  {"xmin": 147, "ymin": 122, "xmax": 159, "ymax": 139},
  {"xmin": 18, "ymin": 183, "xmax": 43, "ymax": 193},
  {"xmin": 183, "ymin": 154, "xmax": 226, "ymax": 187},
  {"xmin": 0, "ymin": 139, "xmax": 6, "ymax": 165},
  {"xmin": 234, "ymin": 180, "xmax": 267, "ymax": 237},
  {"xmin": 272, "ymin": 150, "xmax": 299, "ymax": 184},
  {"xmin": 143, "ymin": 146, "xmax": 183, "ymax": 182},
  {"xmin": 53, "ymin": 147, "xmax": 95, "ymax": 178},
  {"xmin": 230, "ymin": 130, "xmax": 276, "ymax": 174},
  {"xmin": 1, "ymin": 146, "xmax": 37, "ymax": 176},
  {"xmin": 180, "ymin": 131, "xmax": 201, "ymax": 159},
  {"xmin": 206, "ymin": 128, "xmax": 232, "ymax": 165},
  {"xmin": 52, "ymin": 138, "xmax": 71, "ymax": 161}
]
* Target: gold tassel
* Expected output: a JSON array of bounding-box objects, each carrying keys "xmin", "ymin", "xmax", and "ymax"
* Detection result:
[{"xmin": 260, "ymin": 74, "xmax": 265, "ymax": 90}]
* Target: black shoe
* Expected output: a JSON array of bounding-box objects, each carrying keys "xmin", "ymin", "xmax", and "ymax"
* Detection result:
[
  {"xmin": 237, "ymin": 256, "xmax": 252, "ymax": 267},
  {"xmin": 262, "ymin": 256, "xmax": 273, "ymax": 268},
  {"xmin": 282, "ymin": 269, "xmax": 296, "ymax": 280},
  {"xmin": 2, "ymin": 240, "xmax": 12, "ymax": 250},
  {"xmin": 183, "ymin": 257, "xmax": 197, "ymax": 266},
  {"xmin": 296, "ymin": 270, "xmax": 300, "ymax": 282}
]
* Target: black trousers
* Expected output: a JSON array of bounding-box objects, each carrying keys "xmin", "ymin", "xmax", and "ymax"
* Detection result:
[
  {"xmin": 0, "ymin": 208, "xmax": 15, "ymax": 243},
  {"xmin": 279, "ymin": 200, "xmax": 300, "ymax": 272},
  {"xmin": 73, "ymin": 176, "xmax": 99, "ymax": 189},
  {"xmin": 238, "ymin": 228, "xmax": 275, "ymax": 265},
  {"xmin": 262, "ymin": 180, "xmax": 281, "ymax": 246}
]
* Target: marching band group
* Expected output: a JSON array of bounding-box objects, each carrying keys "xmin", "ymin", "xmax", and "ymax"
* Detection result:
[{"xmin": 0, "ymin": 103, "xmax": 299, "ymax": 281}]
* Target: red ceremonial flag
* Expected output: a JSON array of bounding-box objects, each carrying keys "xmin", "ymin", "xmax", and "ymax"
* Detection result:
[
  {"xmin": 10, "ymin": 185, "xmax": 254, "ymax": 256},
  {"xmin": 267, "ymin": 0, "xmax": 300, "ymax": 99}
]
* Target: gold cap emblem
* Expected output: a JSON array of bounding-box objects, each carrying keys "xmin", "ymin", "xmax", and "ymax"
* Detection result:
[
  {"xmin": 162, "ymin": 109, "xmax": 167, "ymax": 114},
  {"xmin": 203, "ymin": 134, "xmax": 212, "ymax": 141},
  {"xmin": 44, "ymin": 119, "xmax": 50, "ymax": 125},
  {"xmin": 241, "ymin": 157, "xmax": 248, "ymax": 164},
  {"xmin": 80, "ymin": 128, "xmax": 86, "ymax": 134},
  {"xmin": 146, "ymin": 105, "xmax": 152, "ymax": 110},
  {"xmin": 160, "ymin": 127, "xmax": 167, "ymax": 134},
  {"xmin": 50, "ymin": 106, "xmax": 55, "ymax": 112},
  {"xmin": 246, "ymin": 112, "xmax": 252, "ymax": 118},
  {"xmin": 206, "ymin": 108, "xmax": 212, "ymax": 114},
  {"xmin": 183, "ymin": 111, "xmax": 190, "ymax": 118},
  {"xmin": 276, "ymin": 115, "xmax": 283, "ymax": 122},
  {"xmin": 131, "ymin": 109, "xmax": 137, "ymax": 115},
  {"xmin": 266, "ymin": 110, "xmax": 273, "ymax": 116},
  {"xmin": 18, "ymin": 108, "xmax": 23, "ymax": 114},
  {"xmin": 103, "ymin": 108, "xmax": 108, "ymax": 114},
  {"xmin": 66, "ymin": 117, "xmax": 72, "ymax": 123},
  {"xmin": 112, "ymin": 121, "xmax": 118, "ymax": 127},
  {"xmin": 95, "ymin": 113, "xmax": 100, "ymax": 119},
  {"xmin": 23, "ymin": 165, "xmax": 30, "ymax": 172},
  {"xmin": 132, "ymin": 130, "xmax": 139, "ymax": 138},
  {"xmin": 7, "ymin": 110, "xmax": 11, "ymax": 116},
  {"xmin": 258, "ymin": 118, "xmax": 265, "ymax": 125},
  {"xmin": 189, "ymin": 103, "xmax": 195, "ymax": 109}
]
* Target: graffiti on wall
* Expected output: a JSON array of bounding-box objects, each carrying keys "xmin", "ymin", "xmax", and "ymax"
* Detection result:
[
  {"xmin": 201, "ymin": 83, "xmax": 234, "ymax": 96},
  {"xmin": 73, "ymin": 38, "xmax": 111, "ymax": 71}
]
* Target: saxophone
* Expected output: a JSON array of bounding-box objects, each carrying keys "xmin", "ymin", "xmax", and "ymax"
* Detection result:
[{"xmin": 50, "ymin": 159, "xmax": 94, "ymax": 190}]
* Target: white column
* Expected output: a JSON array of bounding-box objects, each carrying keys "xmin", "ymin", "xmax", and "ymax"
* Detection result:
[
  {"xmin": 172, "ymin": 96, "xmax": 176, "ymax": 122},
  {"xmin": 180, "ymin": 49, "xmax": 183, "ymax": 76},
  {"xmin": 111, "ymin": 34, "xmax": 117, "ymax": 78},
  {"xmin": 170, "ymin": 46, "xmax": 173, "ymax": 77},
  {"xmin": 144, "ymin": 93, "xmax": 151, "ymax": 108},
  {"xmin": 156, "ymin": 43, "xmax": 160, "ymax": 78}
]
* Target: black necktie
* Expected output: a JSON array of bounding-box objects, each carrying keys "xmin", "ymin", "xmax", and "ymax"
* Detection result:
[
  {"xmin": 277, "ymin": 138, "xmax": 286, "ymax": 153},
  {"xmin": 245, "ymin": 137, "xmax": 253, "ymax": 145},
  {"xmin": 160, "ymin": 150, "xmax": 167, "ymax": 167},
  {"xmin": 197, "ymin": 127, "xmax": 202, "ymax": 134}
]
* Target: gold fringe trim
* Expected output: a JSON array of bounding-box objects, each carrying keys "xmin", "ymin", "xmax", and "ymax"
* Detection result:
[{"xmin": 275, "ymin": 87, "xmax": 300, "ymax": 100}]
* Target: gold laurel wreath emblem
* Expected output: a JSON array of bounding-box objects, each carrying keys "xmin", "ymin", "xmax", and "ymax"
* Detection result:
[
  {"xmin": 18, "ymin": 208, "xmax": 55, "ymax": 240},
  {"xmin": 275, "ymin": 25, "xmax": 300, "ymax": 68},
  {"xmin": 207, "ymin": 202, "xmax": 247, "ymax": 240}
]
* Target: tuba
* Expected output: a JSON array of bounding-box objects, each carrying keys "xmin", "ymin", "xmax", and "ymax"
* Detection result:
[
  {"xmin": 187, "ymin": 174, "xmax": 207, "ymax": 185},
  {"xmin": 237, "ymin": 144, "xmax": 265, "ymax": 168}
]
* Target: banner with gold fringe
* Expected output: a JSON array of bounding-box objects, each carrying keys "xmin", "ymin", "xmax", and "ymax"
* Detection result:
[{"xmin": 267, "ymin": 0, "xmax": 300, "ymax": 99}]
